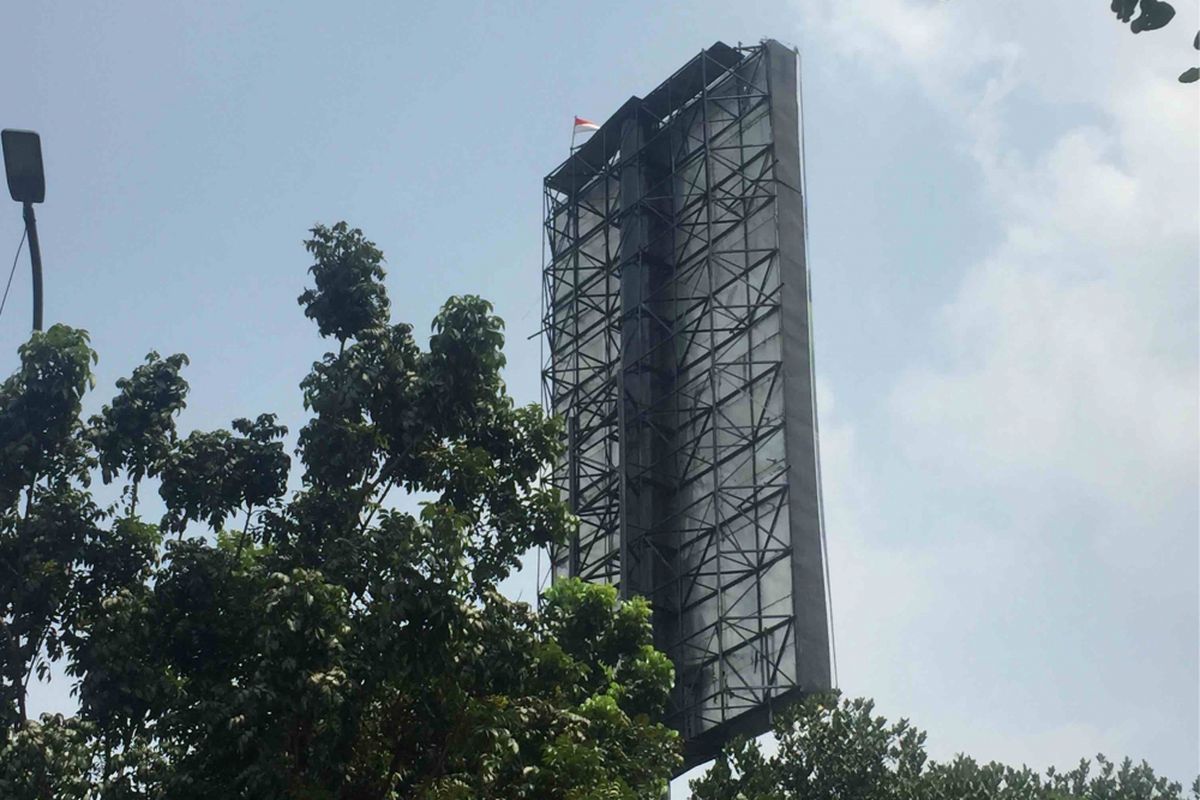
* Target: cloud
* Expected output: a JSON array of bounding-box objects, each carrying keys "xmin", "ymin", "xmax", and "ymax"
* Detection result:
[
  {"xmin": 799, "ymin": 0, "xmax": 1198, "ymax": 779},
  {"xmin": 891, "ymin": 50, "xmax": 1198, "ymax": 538},
  {"xmin": 894, "ymin": 119, "xmax": 1197, "ymax": 505}
]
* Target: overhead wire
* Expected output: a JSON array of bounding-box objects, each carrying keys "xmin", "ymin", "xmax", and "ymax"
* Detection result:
[{"xmin": 0, "ymin": 228, "xmax": 27, "ymax": 324}]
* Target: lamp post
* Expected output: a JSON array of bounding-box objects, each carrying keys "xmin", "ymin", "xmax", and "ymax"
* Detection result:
[{"xmin": 2, "ymin": 129, "xmax": 46, "ymax": 331}]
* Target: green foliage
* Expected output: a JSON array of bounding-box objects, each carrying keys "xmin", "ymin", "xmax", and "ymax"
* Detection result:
[
  {"xmin": 690, "ymin": 692, "xmax": 1198, "ymax": 800},
  {"xmin": 1182, "ymin": 32, "xmax": 1200, "ymax": 83},
  {"xmin": 158, "ymin": 413, "xmax": 289, "ymax": 535},
  {"xmin": 1112, "ymin": 0, "xmax": 1176, "ymax": 34},
  {"xmin": 0, "ymin": 325, "xmax": 96, "ymax": 510},
  {"xmin": 88, "ymin": 351, "xmax": 188, "ymax": 494},
  {"xmin": 298, "ymin": 221, "xmax": 390, "ymax": 342},
  {"xmin": 0, "ymin": 715, "xmax": 96, "ymax": 799},
  {"xmin": 0, "ymin": 223, "xmax": 680, "ymax": 798},
  {"xmin": 1106, "ymin": 1, "xmax": 1199, "ymax": 83},
  {"xmin": 0, "ymin": 325, "xmax": 100, "ymax": 731}
]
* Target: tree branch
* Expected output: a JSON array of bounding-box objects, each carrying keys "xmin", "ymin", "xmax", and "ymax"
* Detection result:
[{"xmin": 235, "ymin": 505, "xmax": 254, "ymax": 561}]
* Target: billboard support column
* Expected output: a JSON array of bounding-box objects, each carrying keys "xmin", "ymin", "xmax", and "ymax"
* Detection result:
[{"xmin": 617, "ymin": 114, "xmax": 671, "ymax": 607}]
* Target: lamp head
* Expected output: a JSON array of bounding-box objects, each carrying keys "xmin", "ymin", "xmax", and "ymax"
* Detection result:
[{"xmin": 2, "ymin": 130, "xmax": 45, "ymax": 204}]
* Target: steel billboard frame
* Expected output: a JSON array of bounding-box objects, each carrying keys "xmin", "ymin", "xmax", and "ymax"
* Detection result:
[{"xmin": 540, "ymin": 40, "xmax": 831, "ymax": 771}]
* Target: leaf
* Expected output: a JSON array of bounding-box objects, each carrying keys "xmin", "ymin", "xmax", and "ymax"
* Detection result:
[
  {"xmin": 1180, "ymin": 66, "xmax": 1200, "ymax": 83},
  {"xmin": 1112, "ymin": 0, "xmax": 1138, "ymax": 23},
  {"xmin": 1130, "ymin": 0, "xmax": 1175, "ymax": 33}
]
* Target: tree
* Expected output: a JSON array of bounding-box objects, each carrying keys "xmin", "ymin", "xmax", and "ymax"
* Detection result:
[
  {"xmin": 1106, "ymin": 1, "xmax": 1200, "ymax": 83},
  {"xmin": 690, "ymin": 692, "xmax": 1199, "ymax": 800},
  {"xmin": 0, "ymin": 222, "xmax": 680, "ymax": 798}
]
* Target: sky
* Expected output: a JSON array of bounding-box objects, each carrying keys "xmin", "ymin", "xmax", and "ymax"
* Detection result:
[{"xmin": 1, "ymin": 0, "xmax": 1196, "ymax": 789}]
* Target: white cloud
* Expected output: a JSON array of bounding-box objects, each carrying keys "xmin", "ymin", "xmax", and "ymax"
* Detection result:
[
  {"xmin": 818, "ymin": 377, "xmax": 937, "ymax": 690},
  {"xmin": 893, "ymin": 66, "xmax": 1198, "ymax": 527},
  {"xmin": 799, "ymin": 0, "xmax": 1199, "ymax": 780}
]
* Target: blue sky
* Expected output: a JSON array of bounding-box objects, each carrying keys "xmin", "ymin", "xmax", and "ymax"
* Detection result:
[{"xmin": 2, "ymin": 0, "xmax": 1196, "ymax": 787}]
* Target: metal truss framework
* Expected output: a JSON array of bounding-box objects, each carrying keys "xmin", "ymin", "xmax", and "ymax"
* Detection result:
[{"xmin": 540, "ymin": 40, "xmax": 830, "ymax": 770}]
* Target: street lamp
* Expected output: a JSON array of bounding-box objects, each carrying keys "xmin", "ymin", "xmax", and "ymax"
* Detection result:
[{"xmin": 2, "ymin": 129, "xmax": 46, "ymax": 331}]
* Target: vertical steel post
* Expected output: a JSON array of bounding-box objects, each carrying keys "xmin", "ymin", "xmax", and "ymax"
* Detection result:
[
  {"xmin": 568, "ymin": 412, "xmax": 580, "ymax": 577},
  {"xmin": 616, "ymin": 116, "xmax": 647, "ymax": 602}
]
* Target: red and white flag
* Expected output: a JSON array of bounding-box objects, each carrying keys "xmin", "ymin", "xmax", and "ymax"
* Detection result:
[{"xmin": 573, "ymin": 116, "xmax": 600, "ymax": 135}]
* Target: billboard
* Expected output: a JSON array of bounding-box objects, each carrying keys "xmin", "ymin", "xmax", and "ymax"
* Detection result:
[{"xmin": 540, "ymin": 39, "xmax": 831, "ymax": 770}]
